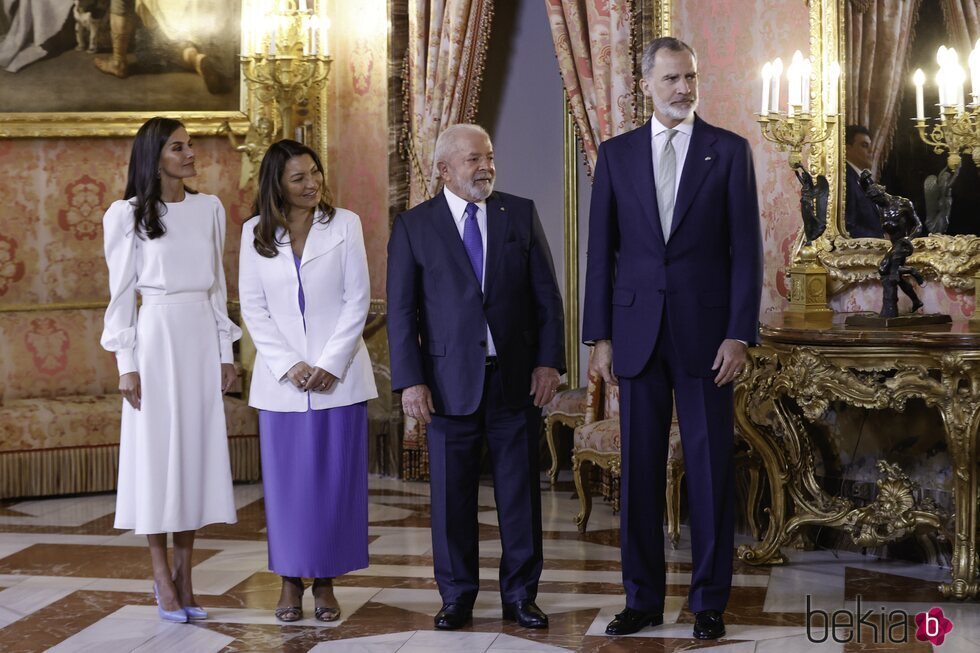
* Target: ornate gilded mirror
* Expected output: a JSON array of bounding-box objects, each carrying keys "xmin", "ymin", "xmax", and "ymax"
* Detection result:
[{"xmin": 814, "ymin": 0, "xmax": 980, "ymax": 291}]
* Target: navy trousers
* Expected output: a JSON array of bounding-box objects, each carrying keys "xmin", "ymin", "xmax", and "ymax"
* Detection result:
[
  {"xmin": 426, "ymin": 363, "xmax": 543, "ymax": 607},
  {"xmin": 618, "ymin": 305, "xmax": 735, "ymax": 613}
]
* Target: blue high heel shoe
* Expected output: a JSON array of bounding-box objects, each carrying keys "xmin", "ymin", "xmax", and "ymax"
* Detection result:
[
  {"xmin": 153, "ymin": 582, "xmax": 188, "ymax": 623},
  {"xmin": 182, "ymin": 605, "xmax": 208, "ymax": 620},
  {"xmin": 170, "ymin": 574, "xmax": 208, "ymax": 620}
]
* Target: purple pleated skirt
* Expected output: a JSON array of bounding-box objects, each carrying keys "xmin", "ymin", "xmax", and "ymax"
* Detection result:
[{"xmin": 259, "ymin": 402, "xmax": 369, "ymax": 577}]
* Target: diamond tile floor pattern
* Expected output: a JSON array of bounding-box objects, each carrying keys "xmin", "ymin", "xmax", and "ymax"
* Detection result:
[{"xmin": 0, "ymin": 475, "xmax": 977, "ymax": 651}]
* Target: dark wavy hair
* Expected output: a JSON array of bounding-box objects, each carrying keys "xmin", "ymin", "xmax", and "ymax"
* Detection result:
[
  {"xmin": 124, "ymin": 117, "xmax": 197, "ymax": 240},
  {"xmin": 252, "ymin": 139, "xmax": 336, "ymax": 258}
]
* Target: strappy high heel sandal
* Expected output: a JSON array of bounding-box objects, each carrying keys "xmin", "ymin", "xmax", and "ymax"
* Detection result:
[
  {"xmin": 312, "ymin": 578, "xmax": 341, "ymax": 622},
  {"xmin": 275, "ymin": 576, "xmax": 305, "ymax": 622}
]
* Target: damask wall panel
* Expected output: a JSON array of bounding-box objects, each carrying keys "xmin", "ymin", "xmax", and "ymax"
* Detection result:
[
  {"xmin": 326, "ymin": 0, "xmax": 390, "ymax": 298},
  {"xmin": 675, "ymin": 0, "xmax": 808, "ymax": 316},
  {"xmin": 0, "ymin": 137, "xmax": 248, "ymax": 306}
]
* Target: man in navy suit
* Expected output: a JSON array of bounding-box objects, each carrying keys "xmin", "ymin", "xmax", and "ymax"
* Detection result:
[
  {"xmin": 844, "ymin": 125, "xmax": 884, "ymax": 238},
  {"xmin": 387, "ymin": 124, "xmax": 565, "ymax": 631},
  {"xmin": 582, "ymin": 37, "xmax": 762, "ymax": 639}
]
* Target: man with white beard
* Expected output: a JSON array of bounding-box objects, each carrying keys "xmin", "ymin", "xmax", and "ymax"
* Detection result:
[
  {"xmin": 387, "ymin": 124, "xmax": 565, "ymax": 632},
  {"xmin": 583, "ymin": 37, "xmax": 763, "ymax": 639}
]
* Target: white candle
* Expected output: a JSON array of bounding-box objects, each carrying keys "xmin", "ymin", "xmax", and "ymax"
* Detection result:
[
  {"xmin": 937, "ymin": 70, "xmax": 946, "ymax": 106},
  {"xmin": 913, "ymin": 68, "xmax": 925, "ymax": 121},
  {"xmin": 957, "ymin": 65, "xmax": 967, "ymax": 112},
  {"xmin": 321, "ymin": 15, "xmax": 330, "ymax": 57},
  {"xmin": 946, "ymin": 48, "xmax": 960, "ymax": 108},
  {"xmin": 299, "ymin": 0, "xmax": 307, "ymax": 10},
  {"xmin": 761, "ymin": 62, "xmax": 772, "ymax": 115},
  {"xmin": 302, "ymin": 15, "xmax": 310, "ymax": 56},
  {"xmin": 790, "ymin": 50, "xmax": 804, "ymax": 109},
  {"xmin": 310, "ymin": 15, "xmax": 320, "ymax": 55},
  {"xmin": 789, "ymin": 63, "xmax": 800, "ymax": 108},
  {"xmin": 771, "ymin": 57, "xmax": 783, "ymax": 113}
]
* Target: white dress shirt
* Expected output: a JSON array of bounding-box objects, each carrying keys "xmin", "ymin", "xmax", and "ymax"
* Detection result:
[
  {"xmin": 443, "ymin": 186, "xmax": 497, "ymax": 356},
  {"xmin": 651, "ymin": 111, "xmax": 696, "ymax": 240}
]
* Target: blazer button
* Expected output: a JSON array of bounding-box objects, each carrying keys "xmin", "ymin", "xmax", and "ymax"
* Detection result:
[{"xmin": 479, "ymin": 340, "xmax": 487, "ymax": 347}]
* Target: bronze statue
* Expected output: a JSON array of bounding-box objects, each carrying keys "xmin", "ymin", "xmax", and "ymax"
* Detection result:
[
  {"xmin": 923, "ymin": 165, "xmax": 959, "ymax": 234},
  {"xmin": 793, "ymin": 164, "xmax": 829, "ymax": 243},
  {"xmin": 859, "ymin": 171, "xmax": 925, "ymax": 318}
]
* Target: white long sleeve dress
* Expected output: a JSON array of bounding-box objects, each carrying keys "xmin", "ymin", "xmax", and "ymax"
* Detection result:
[{"xmin": 101, "ymin": 192, "xmax": 240, "ymax": 534}]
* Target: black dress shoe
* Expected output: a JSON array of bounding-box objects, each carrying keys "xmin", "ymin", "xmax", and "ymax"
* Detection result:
[
  {"xmin": 693, "ymin": 609, "xmax": 726, "ymax": 639},
  {"xmin": 502, "ymin": 599, "xmax": 548, "ymax": 628},
  {"xmin": 605, "ymin": 607, "xmax": 664, "ymax": 635},
  {"xmin": 434, "ymin": 603, "xmax": 472, "ymax": 630}
]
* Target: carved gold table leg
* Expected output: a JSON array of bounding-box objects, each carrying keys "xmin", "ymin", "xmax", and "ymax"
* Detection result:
[
  {"xmin": 937, "ymin": 382, "xmax": 980, "ymax": 599},
  {"xmin": 734, "ymin": 351, "xmax": 789, "ymax": 565}
]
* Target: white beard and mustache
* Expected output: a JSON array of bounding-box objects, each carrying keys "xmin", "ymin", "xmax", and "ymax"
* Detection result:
[
  {"xmin": 464, "ymin": 176, "xmax": 495, "ymax": 201},
  {"xmin": 654, "ymin": 94, "xmax": 699, "ymax": 121}
]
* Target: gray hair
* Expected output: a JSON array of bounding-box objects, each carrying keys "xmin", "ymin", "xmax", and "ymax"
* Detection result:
[
  {"xmin": 641, "ymin": 37, "xmax": 697, "ymax": 79},
  {"xmin": 433, "ymin": 123, "xmax": 492, "ymax": 166}
]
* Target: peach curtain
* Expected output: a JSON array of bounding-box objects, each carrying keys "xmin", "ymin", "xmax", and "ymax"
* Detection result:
[
  {"xmin": 406, "ymin": 0, "xmax": 495, "ymax": 206},
  {"xmin": 941, "ymin": 0, "xmax": 980, "ymax": 54},
  {"xmin": 846, "ymin": 0, "xmax": 922, "ymax": 175},
  {"xmin": 544, "ymin": 0, "xmax": 638, "ymax": 174}
]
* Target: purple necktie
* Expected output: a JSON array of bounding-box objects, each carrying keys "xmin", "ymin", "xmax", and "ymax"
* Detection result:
[{"xmin": 462, "ymin": 202, "xmax": 483, "ymax": 285}]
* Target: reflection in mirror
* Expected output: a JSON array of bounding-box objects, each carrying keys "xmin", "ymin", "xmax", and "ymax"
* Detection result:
[{"xmin": 845, "ymin": 1, "xmax": 980, "ymax": 238}]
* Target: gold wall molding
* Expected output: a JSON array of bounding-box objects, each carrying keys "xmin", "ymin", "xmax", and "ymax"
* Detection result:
[
  {"xmin": 563, "ymin": 92, "xmax": 580, "ymax": 388},
  {"xmin": 0, "ymin": 301, "xmax": 108, "ymax": 313},
  {"xmin": 1, "ymin": 113, "xmax": 250, "ymax": 139}
]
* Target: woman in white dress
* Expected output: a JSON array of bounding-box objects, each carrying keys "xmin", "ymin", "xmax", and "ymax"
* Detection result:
[{"xmin": 101, "ymin": 117, "xmax": 240, "ymax": 623}]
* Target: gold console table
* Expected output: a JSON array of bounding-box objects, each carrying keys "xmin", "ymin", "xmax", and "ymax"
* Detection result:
[{"xmin": 735, "ymin": 312, "xmax": 979, "ymax": 600}]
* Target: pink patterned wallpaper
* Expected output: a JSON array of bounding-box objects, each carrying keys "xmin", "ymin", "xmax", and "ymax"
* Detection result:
[
  {"xmin": 674, "ymin": 0, "xmax": 974, "ymax": 318},
  {"xmin": 325, "ymin": 0, "xmax": 390, "ymax": 298},
  {"xmin": 0, "ymin": 137, "xmax": 250, "ymax": 306},
  {"xmin": 674, "ymin": 0, "xmax": 808, "ymax": 316}
]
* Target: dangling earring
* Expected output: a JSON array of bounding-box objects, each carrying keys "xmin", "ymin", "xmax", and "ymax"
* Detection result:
[{"xmin": 156, "ymin": 169, "xmax": 161, "ymax": 178}]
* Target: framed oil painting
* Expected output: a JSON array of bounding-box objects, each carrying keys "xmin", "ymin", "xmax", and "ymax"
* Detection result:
[{"xmin": 0, "ymin": 0, "xmax": 249, "ymax": 137}]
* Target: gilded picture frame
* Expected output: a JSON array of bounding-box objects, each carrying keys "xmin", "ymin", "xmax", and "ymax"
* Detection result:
[{"xmin": 0, "ymin": 1, "xmax": 250, "ymax": 137}]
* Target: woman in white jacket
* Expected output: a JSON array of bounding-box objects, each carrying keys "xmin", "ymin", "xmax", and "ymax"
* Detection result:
[
  {"xmin": 238, "ymin": 139, "xmax": 377, "ymax": 623},
  {"xmin": 101, "ymin": 117, "xmax": 240, "ymax": 623}
]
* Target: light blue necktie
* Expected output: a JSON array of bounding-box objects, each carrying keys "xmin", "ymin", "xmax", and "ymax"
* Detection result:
[
  {"xmin": 462, "ymin": 202, "xmax": 483, "ymax": 286},
  {"xmin": 657, "ymin": 128, "xmax": 678, "ymax": 240}
]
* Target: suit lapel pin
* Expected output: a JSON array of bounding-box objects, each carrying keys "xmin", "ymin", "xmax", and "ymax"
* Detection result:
[
  {"xmin": 705, "ymin": 156, "xmax": 712, "ymax": 161},
  {"xmin": 500, "ymin": 206, "xmax": 506, "ymax": 211}
]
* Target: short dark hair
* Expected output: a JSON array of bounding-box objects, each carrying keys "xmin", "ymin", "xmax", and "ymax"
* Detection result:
[
  {"xmin": 252, "ymin": 139, "xmax": 336, "ymax": 258},
  {"xmin": 642, "ymin": 37, "xmax": 697, "ymax": 78},
  {"xmin": 845, "ymin": 124, "xmax": 871, "ymax": 146}
]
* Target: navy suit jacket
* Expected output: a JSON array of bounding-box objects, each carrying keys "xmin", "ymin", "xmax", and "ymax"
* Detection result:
[
  {"xmin": 387, "ymin": 191, "xmax": 565, "ymax": 416},
  {"xmin": 582, "ymin": 115, "xmax": 763, "ymax": 379},
  {"xmin": 844, "ymin": 164, "xmax": 884, "ymax": 238}
]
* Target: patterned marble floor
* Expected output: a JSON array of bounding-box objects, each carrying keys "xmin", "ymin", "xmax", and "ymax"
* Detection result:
[{"xmin": 0, "ymin": 475, "xmax": 977, "ymax": 652}]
